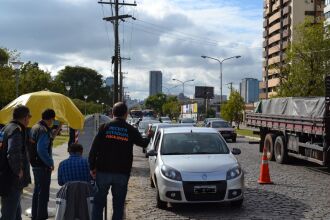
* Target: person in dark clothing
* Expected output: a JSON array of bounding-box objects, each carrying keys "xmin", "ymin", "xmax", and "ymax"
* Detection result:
[
  {"xmin": 29, "ymin": 109, "xmax": 58, "ymax": 220},
  {"xmin": 89, "ymin": 102, "xmax": 153, "ymax": 220},
  {"xmin": 0, "ymin": 105, "xmax": 31, "ymax": 220},
  {"xmin": 57, "ymin": 143, "xmax": 91, "ymax": 186}
]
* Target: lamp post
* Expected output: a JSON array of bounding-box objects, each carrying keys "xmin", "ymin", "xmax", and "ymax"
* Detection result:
[
  {"xmin": 10, "ymin": 61, "xmax": 24, "ymax": 98},
  {"xmin": 65, "ymin": 84, "xmax": 71, "ymax": 96},
  {"xmin": 101, "ymin": 102, "xmax": 104, "ymax": 114},
  {"xmin": 96, "ymin": 100, "xmax": 99, "ymax": 113},
  {"xmin": 172, "ymin": 79, "xmax": 194, "ymax": 97},
  {"xmin": 84, "ymin": 95, "xmax": 88, "ymax": 115},
  {"xmin": 201, "ymin": 55, "xmax": 241, "ymax": 113}
]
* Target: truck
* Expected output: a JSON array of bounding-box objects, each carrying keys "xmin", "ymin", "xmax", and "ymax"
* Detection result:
[{"xmin": 246, "ymin": 76, "xmax": 330, "ymax": 166}]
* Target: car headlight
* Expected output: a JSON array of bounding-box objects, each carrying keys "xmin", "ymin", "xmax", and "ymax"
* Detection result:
[
  {"xmin": 161, "ymin": 165, "xmax": 182, "ymax": 181},
  {"xmin": 226, "ymin": 166, "xmax": 242, "ymax": 180}
]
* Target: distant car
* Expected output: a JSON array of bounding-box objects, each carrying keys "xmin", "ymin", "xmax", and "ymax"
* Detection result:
[
  {"xmin": 179, "ymin": 118, "xmax": 196, "ymax": 126},
  {"xmin": 203, "ymin": 118, "xmax": 223, "ymax": 127},
  {"xmin": 159, "ymin": 116, "xmax": 172, "ymax": 123},
  {"xmin": 145, "ymin": 123, "xmax": 194, "ymax": 157},
  {"xmin": 207, "ymin": 120, "xmax": 237, "ymax": 142},
  {"xmin": 147, "ymin": 127, "xmax": 244, "ymax": 209},
  {"xmin": 138, "ymin": 120, "xmax": 159, "ymax": 137}
]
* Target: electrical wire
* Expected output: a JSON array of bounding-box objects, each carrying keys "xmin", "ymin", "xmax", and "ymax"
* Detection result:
[{"xmin": 134, "ymin": 18, "xmax": 220, "ymax": 45}]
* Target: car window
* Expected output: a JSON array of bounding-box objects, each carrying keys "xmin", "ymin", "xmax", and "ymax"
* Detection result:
[
  {"xmin": 154, "ymin": 132, "xmax": 162, "ymax": 151},
  {"xmin": 161, "ymin": 133, "xmax": 229, "ymax": 155},
  {"xmin": 212, "ymin": 121, "xmax": 230, "ymax": 128},
  {"xmin": 181, "ymin": 118, "xmax": 194, "ymax": 123}
]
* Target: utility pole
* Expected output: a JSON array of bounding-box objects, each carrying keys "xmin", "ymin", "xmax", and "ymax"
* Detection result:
[
  {"xmin": 98, "ymin": 0, "xmax": 136, "ymax": 103},
  {"xmin": 226, "ymin": 82, "xmax": 233, "ymax": 94}
]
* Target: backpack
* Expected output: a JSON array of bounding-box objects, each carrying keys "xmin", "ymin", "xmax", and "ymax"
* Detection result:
[{"xmin": 0, "ymin": 125, "xmax": 15, "ymax": 196}]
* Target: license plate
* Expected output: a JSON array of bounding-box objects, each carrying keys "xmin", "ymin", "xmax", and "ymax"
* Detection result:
[{"xmin": 193, "ymin": 185, "xmax": 216, "ymax": 194}]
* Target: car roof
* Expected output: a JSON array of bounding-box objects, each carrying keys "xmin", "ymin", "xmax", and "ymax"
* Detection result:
[
  {"xmin": 211, "ymin": 120, "xmax": 227, "ymax": 123},
  {"xmin": 161, "ymin": 127, "xmax": 217, "ymax": 134}
]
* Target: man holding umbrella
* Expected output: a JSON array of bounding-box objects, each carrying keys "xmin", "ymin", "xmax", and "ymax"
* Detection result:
[{"xmin": 29, "ymin": 109, "xmax": 58, "ymax": 220}]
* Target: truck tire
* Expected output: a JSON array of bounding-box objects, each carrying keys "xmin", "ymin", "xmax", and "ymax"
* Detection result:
[
  {"xmin": 264, "ymin": 134, "xmax": 275, "ymax": 161},
  {"xmin": 274, "ymin": 136, "xmax": 288, "ymax": 164}
]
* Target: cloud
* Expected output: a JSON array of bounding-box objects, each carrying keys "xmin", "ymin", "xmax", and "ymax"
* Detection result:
[{"xmin": 0, "ymin": 0, "xmax": 262, "ymax": 100}]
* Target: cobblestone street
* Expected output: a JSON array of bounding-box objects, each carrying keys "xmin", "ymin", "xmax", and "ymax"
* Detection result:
[
  {"xmin": 19, "ymin": 137, "xmax": 330, "ymax": 219},
  {"xmin": 125, "ymin": 137, "xmax": 330, "ymax": 220}
]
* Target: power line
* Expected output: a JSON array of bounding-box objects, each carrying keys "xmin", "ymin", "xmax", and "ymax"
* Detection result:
[
  {"xmin": 125, "ymin": 21, "xmax": 219, "ymax": 46},
  {"xmin": 135, "ymin": 18, "xmax": 221, "ymax": 45}
]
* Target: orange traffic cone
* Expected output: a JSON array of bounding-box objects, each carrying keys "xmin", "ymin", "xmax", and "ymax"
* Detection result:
[{"xmin": 258, "ymin": 146, "xmax": 273, "ymax": 184}]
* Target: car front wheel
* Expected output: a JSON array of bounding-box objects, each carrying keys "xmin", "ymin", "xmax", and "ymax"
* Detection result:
[{"xmin": 156, "ymin": 189, "xmax": 167, "ymax": 209}]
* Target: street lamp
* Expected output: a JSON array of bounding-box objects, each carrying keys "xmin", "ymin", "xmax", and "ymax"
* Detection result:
[
  {"xmin": 172, "ymin": 79, "xmax": 194, "ymax": 97},
  {"xmin": 10, "ymin": 61, "xmax": 24, "ymax": 98},
  {"xmin": 65, "ymin": 84, "xmax": 71, "ymax": 96},
  {"xmin": 101, "ymin": 102, "xmax": 104, "ymax": 113},
  {"xmin": 84, "ymin": 95, "xmax": 88, "ymax": 115},
  {"xmin": 201, "ymin": 55, "xmax": 241, "ymax": 112},
  {"xmin": 96, "ymin": 100, "xmax": 99, "ymax": 113}
]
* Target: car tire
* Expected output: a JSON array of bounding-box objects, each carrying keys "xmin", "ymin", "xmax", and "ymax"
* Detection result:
[
  {"xmin": 274, "ymin": 136, "xmax": 288, "ymax": 164},
  {"xmin": 264, "ymin": 134, "xmax": 275, "ymax": 161},
  {"xmin": 150, "ymin": 176, "xmax": 155, "ymax": 188},
  {"xmin": 156, "ymin": 189, "xmax": 167, "ymax": 209},
  {"xmin": 231, "ymin": 198, "xmax": 243, "ymax": 208}
]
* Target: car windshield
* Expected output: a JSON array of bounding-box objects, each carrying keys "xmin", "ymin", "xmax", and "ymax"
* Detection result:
[
  {"xmin": 161, "ymin": 133, "xmax": 229, "ymax": 155},
  {"xmin": 139, "ymin": 120, "xmax": 158, "ymax": 130},
  {"xmin": 212, "ymin": 121, "xmax": 231, "ymax": 128},
  {"xmin": 181, "ymin": 118, "xmax": 194, "ymax": 123}
]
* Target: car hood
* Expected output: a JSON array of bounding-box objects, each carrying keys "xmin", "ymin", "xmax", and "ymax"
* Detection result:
[{"xmin": 160, "ymin": 154, "xmax": 238, "ymax": 173}]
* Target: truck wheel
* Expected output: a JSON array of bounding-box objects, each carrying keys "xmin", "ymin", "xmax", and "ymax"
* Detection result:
[
  {"xmin": 264, "ymin": 134, "xmax": 275, "ymax": 161},
  {"xmin": 274, "ymin": 136, "xmax": 288, "ymax": 164}
]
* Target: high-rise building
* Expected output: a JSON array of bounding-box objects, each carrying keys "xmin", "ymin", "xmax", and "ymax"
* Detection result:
[
  {"xmin": 325, "ymin": 0, "xmax": 330, "ymax": 24},
  {"xmin": 240, "ymin": 78, "xmax": 260, "ymax": 103},
  {"xmin": 261, "ymin": 0, "xmax": 325, "ymax": 99},
  {"xmin": 149, "ymin": 71, "xmax": 162, "ymax": 96}
]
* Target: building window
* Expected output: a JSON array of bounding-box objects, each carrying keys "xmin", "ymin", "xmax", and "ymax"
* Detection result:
[{"xmin": 325, "ymin": 11, "xmax": 330, "ymax": 19}]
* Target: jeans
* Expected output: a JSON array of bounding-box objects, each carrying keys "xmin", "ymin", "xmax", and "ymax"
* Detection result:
[
  {"xmin": 0, "ymin": 186, "xmax": 22, "ymax": 220},
  {"xmin": 92, "ymin": 172, "xmax": 130, "ymax": 220},
  {"xmin": 32, "ymin": 167, "xmax": 51, "ymax": 220}
]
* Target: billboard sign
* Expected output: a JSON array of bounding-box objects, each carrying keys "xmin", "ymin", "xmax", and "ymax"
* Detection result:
[{"xmin": 195, "ymin": 86, "xmax": 214, "ymax": 99}]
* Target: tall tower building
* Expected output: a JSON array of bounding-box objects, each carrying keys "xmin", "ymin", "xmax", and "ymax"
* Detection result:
[
  {"xmin": 149, "ymin": 71, "xmax": 162, "ymax": 96},
  {"xmin": 261, "ymin": 0, "xmax": 325, "ymax": 99},
  {"xmin": 240, "ymin": 78, "xmax": 260, "ymax": 103}
]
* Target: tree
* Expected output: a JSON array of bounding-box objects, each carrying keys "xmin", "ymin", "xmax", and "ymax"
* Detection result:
[
  {"xmin": 276, "ymin": 19, "xmax": 330, "ymax": 97},
  {"xmin": 0, "ymin": 48, "xmax": 9, "ymax": 66},
  {"xmin": 221, "ymin": 91, "xmax": 245, "ymax": 128},
  {"xmin": 19, "ymin": 62, "xmax": 53, "ymax": 94},
  {"xmin": 55, "ymin": 66, "xmax": 113, "ymax": 105},
  {"xmin": 0, "ymin": 65, "xmax": 16, "ymax": 107},
  {"xmin": 144, "ymin": 93, "xmax": 167, "ymax": 115},
  {"xmin": 162, "ymin": 96, "xmax": 181, "ymax": 119}
]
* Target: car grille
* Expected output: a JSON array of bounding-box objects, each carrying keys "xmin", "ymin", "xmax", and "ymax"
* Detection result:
[{"xmin": 182, "ymin": 181, "xmax": 227, "ymax": 201}]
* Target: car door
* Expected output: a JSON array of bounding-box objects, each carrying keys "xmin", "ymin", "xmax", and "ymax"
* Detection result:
[{"xmin": 149, "ymin": 131, "xmax": 161, "ymax": 178}]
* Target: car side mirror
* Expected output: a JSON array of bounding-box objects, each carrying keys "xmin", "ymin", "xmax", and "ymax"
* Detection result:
[
  {"xmin": 231, "ymin": 148, "xmax": 241, "ymax": 155},
  {"xmin": 146, "ymin": 149, "xmax": 157, "ymax": 157}
]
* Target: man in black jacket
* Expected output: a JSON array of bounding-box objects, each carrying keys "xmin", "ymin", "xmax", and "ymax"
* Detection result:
[
  {"xmin": 0, "ymin": 105, "xmax": 31, "ymax": 220},
  {"xmin": 89, "ymin": 102, "xmax": 152, "ymax": 220}
]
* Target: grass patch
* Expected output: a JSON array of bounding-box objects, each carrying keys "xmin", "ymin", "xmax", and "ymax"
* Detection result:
[
  {"xmin": 53, "ymin": 134, "xmax": 69, "ymax": 148},
  {"xmin": 236, "ymin": 128, "xmax": 259, "ymax": 138}
]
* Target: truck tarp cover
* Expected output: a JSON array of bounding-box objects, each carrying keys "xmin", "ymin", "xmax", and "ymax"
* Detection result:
[{"xmin": 255, "ymin": 97, "xmax": 325, "ymax": 118}]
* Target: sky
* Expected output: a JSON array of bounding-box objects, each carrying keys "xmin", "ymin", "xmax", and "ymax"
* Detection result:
[{"xmin": 0, "ymin": 0, "xmax": 263, "ymax": 100}]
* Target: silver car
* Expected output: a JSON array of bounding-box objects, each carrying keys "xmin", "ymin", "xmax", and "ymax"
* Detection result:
[{"xmin": 147, "ymin": 127, "xmax": 244, "ymax": 209}]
